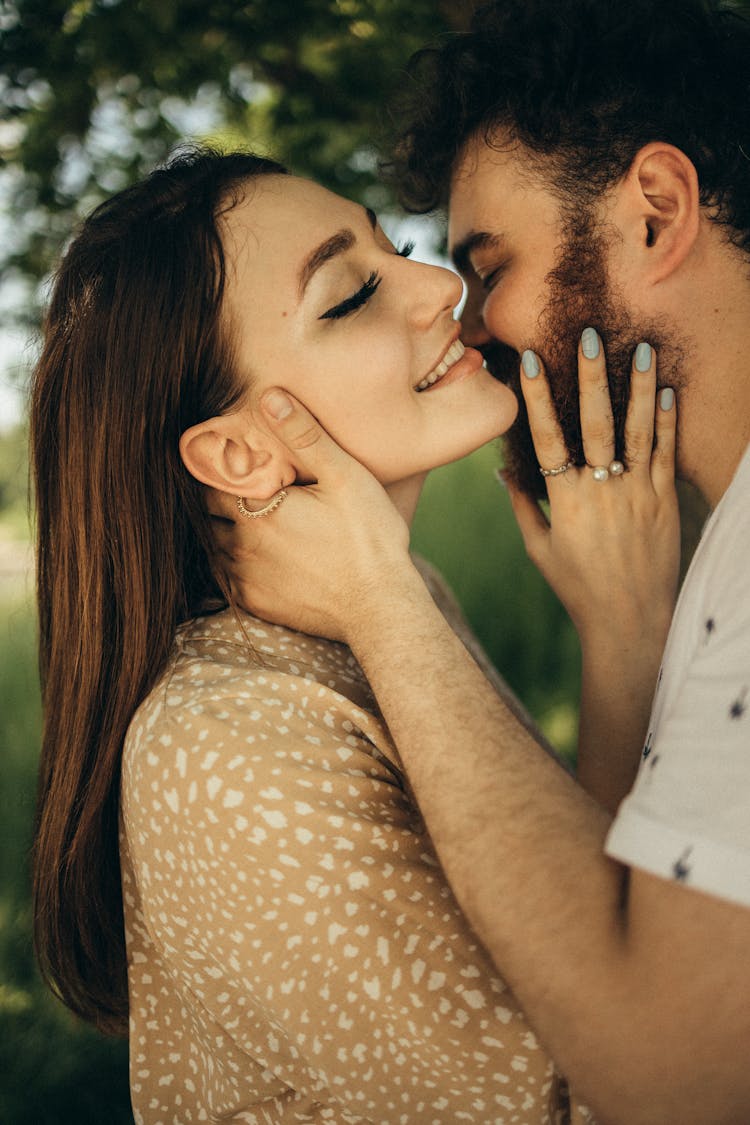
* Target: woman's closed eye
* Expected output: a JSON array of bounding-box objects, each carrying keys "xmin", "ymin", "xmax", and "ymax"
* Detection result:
[
  {"xmin": 318, "ymin": 240, "xmax": 416, "ymax": 321},
  {"xmin": 319, "ymin": 271, "xmax": 381, "ymax": 320}
]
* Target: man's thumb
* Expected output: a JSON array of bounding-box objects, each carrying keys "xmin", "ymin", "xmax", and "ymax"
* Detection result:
[{"xmin": 260, "ymin": 388, "xmax": 344, "ymax": 479}]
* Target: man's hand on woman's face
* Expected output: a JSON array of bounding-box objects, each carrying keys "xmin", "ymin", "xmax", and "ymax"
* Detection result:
[{"xmin": 207, "ymin": 390, "xmax": 412, "ymax": 642}]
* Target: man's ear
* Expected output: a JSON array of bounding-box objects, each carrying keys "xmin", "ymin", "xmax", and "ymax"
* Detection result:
[
  {"xmin": 179, "ymin": 411, "xmax": 293, "ymax": 500},
  {"xmin": 617, "ymin": 142, "xmax": 700, "ymax": 283}
]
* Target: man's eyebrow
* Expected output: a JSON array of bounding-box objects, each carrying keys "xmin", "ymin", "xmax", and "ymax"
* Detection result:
[
  {"xmin": 298, "ymin": 207, "xmax": 378, "ymax": 297},
  {"xmin": 451, "ymin": 230, "xmax": 507, "ymax": 274}
]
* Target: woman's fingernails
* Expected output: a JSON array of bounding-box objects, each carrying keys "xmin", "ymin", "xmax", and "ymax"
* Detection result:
[
  {"xmin": 581, "ymin": 326, "xmax": 600, "ymax": 360},
  {"xmin": 659, "ymin": 387, "xmax": 675, "ymax": 411},
  {"xmin": 522, "ymin": 349, "xmax": 540, "ymax": 378},
  {"xmin": 262, "ymin": 389, "xmax": 293, "ymax": 420},
  {"xmin": 635, "ymin": 342, "xmax": 652, "ymax": 372}
]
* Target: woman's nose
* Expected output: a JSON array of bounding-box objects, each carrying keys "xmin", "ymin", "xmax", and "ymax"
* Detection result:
[{"xmin": 407, "ymin": 263, "xmax": 464, "ymax": 330}]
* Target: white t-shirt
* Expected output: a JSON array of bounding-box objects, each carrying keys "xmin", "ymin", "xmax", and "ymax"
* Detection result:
[{"xmin": 605, "ymin": 442, "xmax": 750, "ymax": 908}]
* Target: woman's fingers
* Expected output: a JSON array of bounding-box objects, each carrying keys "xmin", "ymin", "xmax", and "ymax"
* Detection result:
[
  {"xmin": 524, "ymin": 332, "xmax": 674, "ymax": 495},
  {"xmin": 621, "ymin": 342, "xmax": 677, "ymax": 493},
  {"xmin": 521, "ymin": 328, "xmax": 620, "ymax": 484},
  {"xmin": 651, "ymin": 386, "xmax": 677, "ymax": 495},
  {"xmin": 623, "ymin": 342, "xmax": 658, "ymax": 473},
  {"xmin": 578, "ymin": 327, "xmax": 615, "ymax": 472},
  {"xmin": 519, "ymin": 349, "xmax": 571, "ymax": 479}
]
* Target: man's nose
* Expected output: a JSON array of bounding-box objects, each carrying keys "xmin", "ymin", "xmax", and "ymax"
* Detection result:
[{"xmin": 460, "ymin": 284, "xmax": 492, "ymax": 347}]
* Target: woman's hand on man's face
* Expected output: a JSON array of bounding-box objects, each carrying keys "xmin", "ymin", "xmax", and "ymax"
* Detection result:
[
  {"xmin": 207, "ymin": 390, "xmax": 413, "ymax": 642},
  {"xmin": 505, "ymin": 335, "xmax": 680, "ymax": 660}
]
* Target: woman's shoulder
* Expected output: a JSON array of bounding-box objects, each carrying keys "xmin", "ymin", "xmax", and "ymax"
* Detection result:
[
  {"xmin": 180, "ymin": 605, "xmax": 357, "ymax": 670},
  {"xmin": 168, "ymin": 606, "xmax": 374, "ymax": 702},
  {"xmin": 120, "ymin": 607, "xmax": 407, "ymax": 864},
  {"xmin": 123, "ymin": 606, "xmax": 390, "ymax": 784}
]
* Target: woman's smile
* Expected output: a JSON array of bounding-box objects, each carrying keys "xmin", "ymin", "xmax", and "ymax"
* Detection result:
[{"xmin": 415, "ymin": 339, "xmax": 486, "ymax": 391}]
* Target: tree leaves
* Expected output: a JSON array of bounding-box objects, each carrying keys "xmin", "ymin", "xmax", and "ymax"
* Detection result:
[{"xmin": 0, "ymin": 0, "xmax": 471, "ymax": 299}]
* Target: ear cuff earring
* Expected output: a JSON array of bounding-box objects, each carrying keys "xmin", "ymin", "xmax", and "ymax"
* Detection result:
[{"xmin": 236, "ymin": 489, "xmax": 288, "ymax": 519}]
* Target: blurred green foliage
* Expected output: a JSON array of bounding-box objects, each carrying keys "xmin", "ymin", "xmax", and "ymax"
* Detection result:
[
  {"xmin": 1, "ymin": 0, "xmax": 473, "ymax": 313},
  {"xmin": 0, "ymin": 420, "xmax": 29, "ymax": 536},
  {"xmin": 0, "ymin": 596, "xmax": 133, "ymax": 1123}
]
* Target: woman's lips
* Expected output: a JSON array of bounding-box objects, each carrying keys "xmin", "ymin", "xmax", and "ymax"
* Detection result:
[
  {"xmin": 417, "ymin": 343, "xmax": 486, "ymax": 392},
  {"xmin": 415, "ymin": 337, "xmax": 465, "ymax": 390}
]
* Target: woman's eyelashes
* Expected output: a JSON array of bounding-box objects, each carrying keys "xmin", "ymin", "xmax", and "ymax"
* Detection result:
[
  {"xmin": 318, "ymin": 241, "xmax": 416, "ymax": 321},
  {"xmin": 319, "ymin": 271, "xmax": 381, "ymax": 321}
]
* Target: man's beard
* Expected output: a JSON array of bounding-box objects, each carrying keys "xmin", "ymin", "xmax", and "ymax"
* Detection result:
[{"xmin": 483, "ymin": 210, "xmax": 682, "ymax": 499}]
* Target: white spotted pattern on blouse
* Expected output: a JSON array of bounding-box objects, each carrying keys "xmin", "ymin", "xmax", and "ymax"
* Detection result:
[{"xmin": 121, "ymin": 608, "xmax": 561, "ymax": 1124}]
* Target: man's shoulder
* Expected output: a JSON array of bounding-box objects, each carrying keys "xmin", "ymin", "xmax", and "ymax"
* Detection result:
[{"xmin": 679, "ymin": 442, "xmax": 750, "ymax": 608}]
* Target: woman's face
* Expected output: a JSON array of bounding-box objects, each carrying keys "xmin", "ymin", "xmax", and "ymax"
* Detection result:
[{"xmin": 220, "ymin": 176, "xmax": 518, "ymax": 487}]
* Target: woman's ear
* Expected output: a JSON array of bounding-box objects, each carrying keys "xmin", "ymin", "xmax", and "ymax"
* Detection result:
[
  {"xmin": 616, "ymin": 142, "xmax": 700, "ymax": 283},
  {"xmin": 179, "ymin": 412, "xmax": 293, "ymax": 500}
]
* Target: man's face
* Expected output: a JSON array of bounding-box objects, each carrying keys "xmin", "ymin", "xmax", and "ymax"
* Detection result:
[{"xmin": 449, "ymin": 135, "xmax": 677, "ymax": 497}]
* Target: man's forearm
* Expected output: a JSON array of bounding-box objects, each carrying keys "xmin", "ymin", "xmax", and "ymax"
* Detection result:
[
  {"xmin": 412, "ymin": 553, "xmax": 565, "ymax": 765},
  {"xmin": 348, "ymin": 574, "xmax": 624, "ymax": 1070},
  {"xmin": 346, "ymin": 569, "xmax": 749, "ymax": 1125}
]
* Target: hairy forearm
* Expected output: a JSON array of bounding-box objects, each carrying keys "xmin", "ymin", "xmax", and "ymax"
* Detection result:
[
  {"xmin": 348, "ymin": 573, "xmax": 624, "ymax": 1080},
  {"xmin": 346, "ymin": 570, "xmax": 746, "ymax": 1125},
  {"xmin": 412, "ymin": 553, "xmax": 564, "ymax": 765}
]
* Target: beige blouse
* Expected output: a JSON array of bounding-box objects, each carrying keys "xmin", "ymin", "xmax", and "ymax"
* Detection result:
[{"xmin": 121, "ymin": 599, "xmax": 578, "ymax": 1124}]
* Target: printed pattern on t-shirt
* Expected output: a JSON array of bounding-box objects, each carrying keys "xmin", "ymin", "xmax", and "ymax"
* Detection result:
[{"xmin": 606, "ymin": 443, "xmax": 750, "ymax": 907}]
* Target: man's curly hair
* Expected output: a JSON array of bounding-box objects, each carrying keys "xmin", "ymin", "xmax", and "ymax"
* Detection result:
[{"xmin": 389, "ymin": 0, "xmax": 750, "ymax": 256}]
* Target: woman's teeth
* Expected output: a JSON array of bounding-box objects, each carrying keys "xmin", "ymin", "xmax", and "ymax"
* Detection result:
[{"xmin": 416, "ymin": 339, "xmax": 465, "ymax": 390}]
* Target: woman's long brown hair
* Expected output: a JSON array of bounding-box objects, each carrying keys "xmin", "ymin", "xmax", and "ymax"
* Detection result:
[{"xmin": 30, "ymin": 148, "xmax": 287, "ymax": 1035}]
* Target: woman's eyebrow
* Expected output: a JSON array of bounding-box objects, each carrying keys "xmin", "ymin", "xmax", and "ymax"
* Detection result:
[{"xmin": 298, "ymin": 207, "xmax": 378, "ymax": 297}]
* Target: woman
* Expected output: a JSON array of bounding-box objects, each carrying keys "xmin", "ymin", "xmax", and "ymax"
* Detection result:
[{"xmin": 30, "ymin": 148, "xmax": 677, "ymax": 1124}]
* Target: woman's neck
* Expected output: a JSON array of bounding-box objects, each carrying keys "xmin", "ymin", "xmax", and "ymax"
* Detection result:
[{"xmin": 385, "ymin": 473, "xmax": 428, "ymax": 529}]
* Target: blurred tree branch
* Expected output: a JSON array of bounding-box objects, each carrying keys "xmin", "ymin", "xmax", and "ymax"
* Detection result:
[{"xmin": 0, "ymin": 0, "xmax": 474, "ymax": 322}]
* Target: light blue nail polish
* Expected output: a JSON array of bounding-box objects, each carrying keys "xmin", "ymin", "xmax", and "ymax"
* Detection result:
[
  {"xmin": 522, "ymin": 349, "xmax": 540, "ymax": 378},
  {"xmin": 635, "ymin": 342, "xmax": 652, "ymax": 372},
  {"xmin": 660, "ymin": 387, "xmax": 675, "ymax": 411},
  {"xmin": 581, "ymin": 327, "xmax": 600, "ymax": 360}
]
